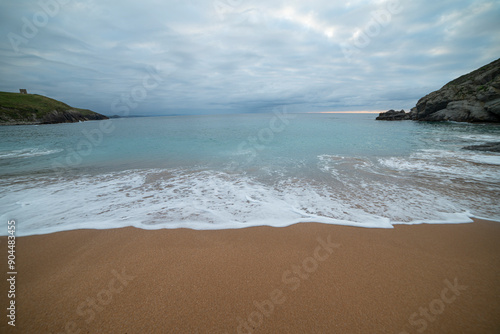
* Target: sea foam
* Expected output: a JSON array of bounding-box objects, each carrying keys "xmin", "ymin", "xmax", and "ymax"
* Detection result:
[{"xmin": 0, "ymin": 162, "xmax": 490, "ymax": 236}]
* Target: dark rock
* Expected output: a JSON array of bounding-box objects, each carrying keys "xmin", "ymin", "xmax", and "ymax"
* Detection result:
[
  {"xmin": 462, "ymin": 142, "xmax": 500, "ymax": 153},
  {"xmin": 39, "ymin": 109, "xmax": 107, "ymax": 124},
  {"xmin": 409, "ymin": 58, "xmax": 500, "ymax": 123},
  {"xmin": 376, "ymin": 109, "xmax": 410, "ymax": 121}
]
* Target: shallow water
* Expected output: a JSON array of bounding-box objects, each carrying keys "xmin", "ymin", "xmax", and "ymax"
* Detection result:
[{"xmin": 1, "ymin": 112, "xmax": 499, "ymax": 236}]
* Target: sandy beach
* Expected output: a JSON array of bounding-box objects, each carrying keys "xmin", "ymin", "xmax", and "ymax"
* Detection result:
[{"xmin": 1, "ymin": 219, "xmax": 499, "ymax": 333}]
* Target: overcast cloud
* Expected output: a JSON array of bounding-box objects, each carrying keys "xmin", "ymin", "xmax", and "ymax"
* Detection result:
[{"xmin": 0, "ymin": 0, "xmax": 499, "ymax": 115}]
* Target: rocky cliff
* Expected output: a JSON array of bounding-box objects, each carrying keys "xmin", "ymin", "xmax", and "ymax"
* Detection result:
[
  {"xmin": 375, "ymin": 109, "xmax": 410, "ymax": 121},
  {"xmin": 0, "ymin": 92, "xmax": 108, "ymax": 125},
  {"xmin": 377, "ymin": 58, "xmax": 500, "ymax": 122}
]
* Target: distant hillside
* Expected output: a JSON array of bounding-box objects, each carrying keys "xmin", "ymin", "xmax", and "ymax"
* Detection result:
[{"xmin": 0, "ymin": 92, "xmax": 108, "ymax": 125}]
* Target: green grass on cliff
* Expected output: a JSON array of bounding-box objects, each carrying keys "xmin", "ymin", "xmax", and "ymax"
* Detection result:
[
  {"xmin": 0, "ymin": 91, "xmax": 96, "ymax": 120},
  {"xmin": 0, "ymin": 91, "xmax": 94, "ymax": 115}
]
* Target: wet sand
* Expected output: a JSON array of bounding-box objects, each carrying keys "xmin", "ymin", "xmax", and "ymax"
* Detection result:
[{"xmin": 1, "ymin": 219, "xmax": 499, "ymax": 333}]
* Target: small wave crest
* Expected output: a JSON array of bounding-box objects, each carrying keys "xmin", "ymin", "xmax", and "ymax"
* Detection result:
[
  {"xmin": 378, "ymin": 149, "xmax": 500, "ymax": 181},
  {"xmin": 0, "ymin": 148, "xmax": 63, "ymax": 159}
]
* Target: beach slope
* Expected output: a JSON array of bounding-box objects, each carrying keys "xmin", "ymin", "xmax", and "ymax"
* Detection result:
[{"xmin": 1, "ymin": 220, "xmax": 499, "ymax": 333}]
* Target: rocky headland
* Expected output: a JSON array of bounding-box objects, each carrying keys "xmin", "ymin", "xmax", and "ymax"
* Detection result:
[
  {"xmin": 377, "ymin": 57, "xmax": 500, "ymax": 123},
  {"xmin": 0, "ymin": 91, "xmax": 108, "ymax": 125}
]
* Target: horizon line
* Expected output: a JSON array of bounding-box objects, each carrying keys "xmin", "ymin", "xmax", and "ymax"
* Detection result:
[{"xmin": 308, "ymin": 111, "xmax": 384, "ymax": 114}]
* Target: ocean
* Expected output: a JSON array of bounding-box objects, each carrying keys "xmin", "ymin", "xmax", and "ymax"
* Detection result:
[{"xmin": 1, "ymin": 111, "xmax": 499, "ymax": 236}]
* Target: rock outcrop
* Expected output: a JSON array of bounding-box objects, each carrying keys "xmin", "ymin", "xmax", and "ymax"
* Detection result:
[
  {"xmin": 376, "ymin": 109, "xmax": 410, "ymax": 121},
  {"xmin": 462, "ymin": 142, "xmax": 500, "ymax": 153},
  {"xmin": 411, "ymin": 58, "xmax": 500, "ymax": 122},
  {"xmin": 378, "ymin": 58, "xmax": 500, "ymax": 123},
  {"xmin": 36, "ymin": 109, "xmax": 108, "ymax": 124},
  {"xmin": 0, "ymin": 92, "xmax": 108, "ymax": 125}
]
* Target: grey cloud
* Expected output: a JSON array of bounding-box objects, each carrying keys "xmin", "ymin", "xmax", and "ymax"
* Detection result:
[{"xmin": 1, "ymin": 0, "xmax": 499, "ymax": 115}]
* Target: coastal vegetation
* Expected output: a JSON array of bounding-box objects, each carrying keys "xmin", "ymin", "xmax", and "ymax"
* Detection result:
[{"xmin": 0, "ymin": 91, "xmax": 108, "ymax": 125}]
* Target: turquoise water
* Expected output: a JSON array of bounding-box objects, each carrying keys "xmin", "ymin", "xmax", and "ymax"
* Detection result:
[
  {"xmin": 1, "ymin": 112, "xmax": 499, "ymax": 235},
  {"xmin": 0, "ymin": 113, "xmax": 415, "ymax": 175}
]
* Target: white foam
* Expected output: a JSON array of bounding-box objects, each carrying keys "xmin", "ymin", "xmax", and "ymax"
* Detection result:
[
  {"xmin": 378, "ymin": 149, "xmax": 500, "ymax": 181},
  {"xmin": 464, "ymin": 154, "xmax": 500, "ymax": 165},
  {"xmin": 391, "ymin": 211, "xmax": 474, "ymax": 225},
  {"xmin": 455, "ymin": 134, "xmax": 500, "ymax": 142},
  {"xmin": 1, "ymin": 164, "xmax": 493, "ymax": 236},
  {"xmin": 0, "ymin": 148, "xmax": 63, "ymax": 159}
]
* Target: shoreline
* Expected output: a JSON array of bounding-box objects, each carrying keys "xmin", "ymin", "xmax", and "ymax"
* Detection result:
[
  {"xmin": 1, "ymin": 219, "xmax": 499, "ymax": 333},
  {"xmin": 4, "ymin": 214, "xmax": 494, "ymax": 238}
]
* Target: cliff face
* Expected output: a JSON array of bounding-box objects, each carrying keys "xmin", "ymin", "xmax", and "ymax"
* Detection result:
[
  {"xmin": 0, "ymin": 92, "xmax": 108, "ymax": 125},
  {"xmin": 410, "ymin": 58, "xmax": 500, "ymax": 122}
]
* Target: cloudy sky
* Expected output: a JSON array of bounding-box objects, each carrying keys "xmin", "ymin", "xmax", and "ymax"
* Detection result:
[{"xmin": 1, "ymin": 0, "xmax": 499, "ymax": 115}]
